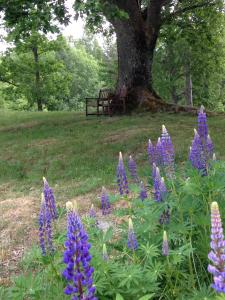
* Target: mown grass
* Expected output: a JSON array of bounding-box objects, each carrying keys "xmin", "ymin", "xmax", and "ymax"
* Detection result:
[{"xmin": 0, "ymin": 109, "xmax": 225, "ymax": 201}]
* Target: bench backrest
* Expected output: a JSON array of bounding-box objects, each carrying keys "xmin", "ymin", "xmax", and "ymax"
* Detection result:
[{"xmin": 99, "ymin": 89, "xmax": 113, "ymax": 99}]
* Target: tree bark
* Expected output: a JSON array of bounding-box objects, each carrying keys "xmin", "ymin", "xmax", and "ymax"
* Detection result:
[
  {"xmin": 184, "ymin": 62, "xmax": 193, "ymax": 107},
  {"xmin": 32, "ymin": 46, "xmax": 43, "ymax": 111}
]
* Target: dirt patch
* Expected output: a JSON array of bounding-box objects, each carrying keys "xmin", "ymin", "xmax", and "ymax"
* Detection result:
[
  {"xmin": 103, "ymin": 128, "xmax": 149, "ymax": 143},
  {"xmin": 0, "ymin": 196, "xmax": 38, "ymax": 284},
  {"xmin": 28, "ymin": 138, "xmax": 59, "ymax": 148}
]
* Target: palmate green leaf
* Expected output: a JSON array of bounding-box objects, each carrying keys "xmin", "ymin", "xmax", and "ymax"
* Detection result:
[
  {"xmin": 140, "ymin": 243, "xmax": 160, "ymax": 262},
  {"xmin": 103, "ymin": 227, "xmax": 113, "ymax": 243},
  {"xmin": 116, "ymin": 294, "xmax": 125, "ymax": 300}
]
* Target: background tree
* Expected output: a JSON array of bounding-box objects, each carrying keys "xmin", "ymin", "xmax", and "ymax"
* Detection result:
[
  {"xmin": 74, "ymin": 0, "xmax": 224, "ymax": 111},
  {"xmin": 0, "ymin": 0, "xmax": 70, "ymax": 110}
]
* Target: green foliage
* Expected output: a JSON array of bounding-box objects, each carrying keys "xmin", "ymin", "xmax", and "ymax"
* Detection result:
[
  {"xmin": 153, "ymin": 0, "xmax": 225, "ymax": 109},
  {"xmin": 4, "ymin": 159, "xmax": 225, "ymax": 299}
]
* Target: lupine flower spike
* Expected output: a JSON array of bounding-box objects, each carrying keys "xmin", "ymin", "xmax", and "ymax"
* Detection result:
[
  {"xmin": 38, "ymin": 193, "xmax": 54, "ymax": 255},
  {"xmin": 102, "ymin": 244, "xmax": 108, "ymax": 261},
  {"xmin": 62, "ymin": 201, "xmax": 97, "ymax": 300},
  {"xmin": 198, "ymin": 105, "xmax": 208, "ymax": 142},
  {"xmin": 208, "ymin": 202, "xmax": 225, "ymax": 293},
  {"xmin": 101, "ymin": 187, "xmax": 110, "ymax": 215},
  {"xmin": 155, "ymin": 138, "xmax": 163, "ymax": 166},
  {"xmin": 43, "ymin": 177, "xmax": 57, "ymax": 220},
  {"xmin": 147, "ymin": 139, "xmax": 155, "ymax": 165},
  {"xmin": 89, "ymin": 204, "xmax": 96, "ymax": 218},
  {"xmin": 161, "ymin": 125, "xmax": 175, "ymax": 177},
  {"xmin": 139, "ymin": 181, "xmax": 147, "ymax": 201},
  {"xmin": 153, "ymin": 167, "xmax": 167, "ymax": 202},
  {"xmin": 127, "ymin": 218, "xmax": 138, "ymax": 251},
  {"xmin": 189, "ymin": 129, "xmax": 206, "ymax": 173},
  {"xmin": 128, "ymin": 155, "xmax": 139, "ymax": 182},
  {"xmin": 162, "ymin": 231, "xmax": 169, "ymax": 256},
  {"xmin": 117, "ymin": 152, "xmax": 129, "ymax": 195}
]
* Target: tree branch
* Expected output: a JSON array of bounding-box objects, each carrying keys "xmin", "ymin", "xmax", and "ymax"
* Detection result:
[
  {"xmin": 0, "ymin": 76, "xmax": 18, "ymax": 87},
  {"xmin": 163, "ymin": 1, "xmax": 217, "ymax": 23}
]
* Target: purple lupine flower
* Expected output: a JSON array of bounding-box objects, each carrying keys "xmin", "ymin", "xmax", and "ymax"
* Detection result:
[
  {"xmin": 208, "ymin": 201, "xmax": 225, "ymax": 293},
  {"xmin": 116, "ymin": 152, "xmax": 129, "ymax": 195},
  {"xmin": 39, "ymin": 195, "xmax": 46, "ymax": 256},
  {"xmin": 152, "ymin": 163, "xmax": 157, "ymax": 181},
  {"xmin": 162, "ymin": 231, "xmax": 169, "ymax": 256},
  {"xmin": 43, "ymin": 177, "xmax": 57, "ymax": 220},
  {"xmin": 159, "ymin": 177, "xmax": 167, "ymax": 200},
  {"xmin": 153, "ymin": 167, "xmax": 162, "ymax": 202},
  {"xmin": 155, "ymin": 137, "xmax": 163, "ymax": 166},
  {"xmin": 161, "ymin": 125, "xmax": 175, "ymax": 177},
  {"xmin": 206, "ymin": 134, "xmax": 214, "ymax": 159},
  {"xmin": 62, "ymin": 201, "xmax": 97, "ymax": 300},
  {"xmin": 101, "ymin": 187, "xmax": 110, "ymax": 215},
  {"xmin": 102, "ymin": 244, "xmax": 108, "ymax": 261},
  {"xmin": 147, "ymin": 139, "xmax": 155, "ymax": 165},
  {"xmin": 38, "ymin": 193, "xmax": 54, "ymax": 255},
  {"xmin": 127, "ymin": 218, "xmax": 138, "ymax": 251},
  {"xmin": 139, "ymin": 181, "xmax": 147, "ymax": 201},
  {"xmin": 159, "ymin": 207, "xmax": 170, "ymax": 225},
  {"xmin": 198, "ymin": 105, "xmax": 208, "ymax": 142},
  {"xmin": 128, "ymin": 155, "xmax": 139, "ymax": 183},
  {"xmin": 89, "ymin": 204, "xmax": 96, "ymax": 218},
  {"xmin": 189, "ymin": 129, "xmax": 206, "ymax": 173}
]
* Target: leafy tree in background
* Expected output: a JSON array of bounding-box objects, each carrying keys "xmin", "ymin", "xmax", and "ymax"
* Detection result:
[
  {"xmin": 153, "ymin": 5, "xmax": 225, "ymax": 109},
  {"xmin": 74, "ymin": 0, "xmax": 223, "ymax": 111},
  {"xmin": 0, "ymin": 35, "xmax": 72, "ymax": 110},
  {"xmin": 0, "ymin": 0, "xmax": 69, "ymax": 110}
]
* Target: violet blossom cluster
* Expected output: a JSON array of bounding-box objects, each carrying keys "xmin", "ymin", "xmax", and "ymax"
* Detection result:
[
  {"xmin": 152, "ymin": 164, "xmax": 167, "ymax": 202},
  {"xmin": 189, "ymin": 106, "xmax": 214, "ymax": 173},
  {"xmin": 139, "ymin": 181, "xmax": 147, "ymax": 201},
  {"xmin": 161, "ymin": 125, "xmax": 175, "ymax": 177},
  {"xmin": 39, "ymin": 193, "xmax": 54, "ymax": 255},
  {"xmin": 127, "ymin": 218, "xmax": 138, "ymax": 251},
  {"xmin": 128, "ymin": 155, "xmax": 139, "ymax": 183},
  {"xmin": 116, "ymin": 152, "xmax": 129, "ymax": 195},
  {"xmin": 43, "ymin": 177, "xmax": 57, "ymax": 220},
  {"xmin": 101, "ymin": 187, "xmax": 111, "ymax": 215},
  {"xmin": 62, "ymin": 201, "xmax": 97, "ymax": 300},
  {"xmin": 208, "ymin": 202, "xmax": 225, "ymax": 293}
]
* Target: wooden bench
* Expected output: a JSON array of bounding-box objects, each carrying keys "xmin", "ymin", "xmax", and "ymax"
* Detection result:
[{"xmin": 85, "ymin": 89, "xmax": 126, "ymax": 116}]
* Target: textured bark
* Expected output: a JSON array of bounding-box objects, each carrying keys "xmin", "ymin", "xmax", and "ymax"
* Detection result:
[
  {"xmin": 109, "ymin": 0, "xmax": 164, "ymax": 111},
  {"xmin": 32, "ymin": 46, "xmax": 43, "ymax": 111},
  {"xmin": 184, "ymin": 63, "xmax": 193, "ymax": 107}
]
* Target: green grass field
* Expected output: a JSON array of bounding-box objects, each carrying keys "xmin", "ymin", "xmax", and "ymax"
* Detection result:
[
  {"xmin": 0, "ymin": 109, "xmax": 225, "ymax": 201},
  {"xmin": 1, "ymin": 109, "xmax": 225, "ymax": 286}
]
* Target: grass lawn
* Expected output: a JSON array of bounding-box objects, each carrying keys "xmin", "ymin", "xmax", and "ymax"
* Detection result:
[{"xmin": 1, "ymin": 109, "xmax": 225, "ymax": 283}]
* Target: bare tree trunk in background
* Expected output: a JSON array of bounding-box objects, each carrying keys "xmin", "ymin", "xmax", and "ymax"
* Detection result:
[
  {"xmin": 32, "ymin": 46, "xmax": 43, "ymax": 111},
  {"xmin": 184, "ymin": 63, "xmax": 193, "ymax": 107}
]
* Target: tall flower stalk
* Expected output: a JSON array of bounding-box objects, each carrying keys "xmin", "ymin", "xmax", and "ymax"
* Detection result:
[
  {"xmin": 139, "ymin": 181, "xmax": 147, "ymax": 201},
  {"xmin": 38, "ymin": 193, "xmax": 54, "ymax": 255},
  {"xmin": 161, "ymin": 125, "xmax": 175, "ymax": 177},
  {"xmin": 208, "ymin": 202, "xmax": 225, "ymax": 293},
  {"xmin": 148, "ymin": 139, "xmax": 155, "ymax": 165},
  {"xmin": 101, "ymin": 187, "xmax": 111, "ymax": 215},
  {"xmin": 128, "ymin": 155, "xmax": 139, "ymax": 183},
  {"xmin": 127, "ymin": 218, "xmax": 138, "ymax": 251},
  {"xmin": 62, "ymin": 201, "xmax": 97, "ymax": 299},
  {"xmin": 162, "ymin": 231, "xmax": 169, "ymax": 256},
  {"xmin": 43, "ymin": 177, "xmax": 57, "ymax": 220},
  {"xmin": 116, "ymin": 152, "xmax": 129, "ymax": 195},
  {"xmin": 153, "ymin": 166, "xmax": 167, "ymax": 202}
]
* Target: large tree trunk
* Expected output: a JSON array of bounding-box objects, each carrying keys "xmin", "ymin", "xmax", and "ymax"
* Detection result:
[
  {"xmin": 110, "ymin": 2, "xmax": 165, "ymax": 112},
  {"xmin": 32, "ymin": 46, "xmax": 43, "ymax": 111}
]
